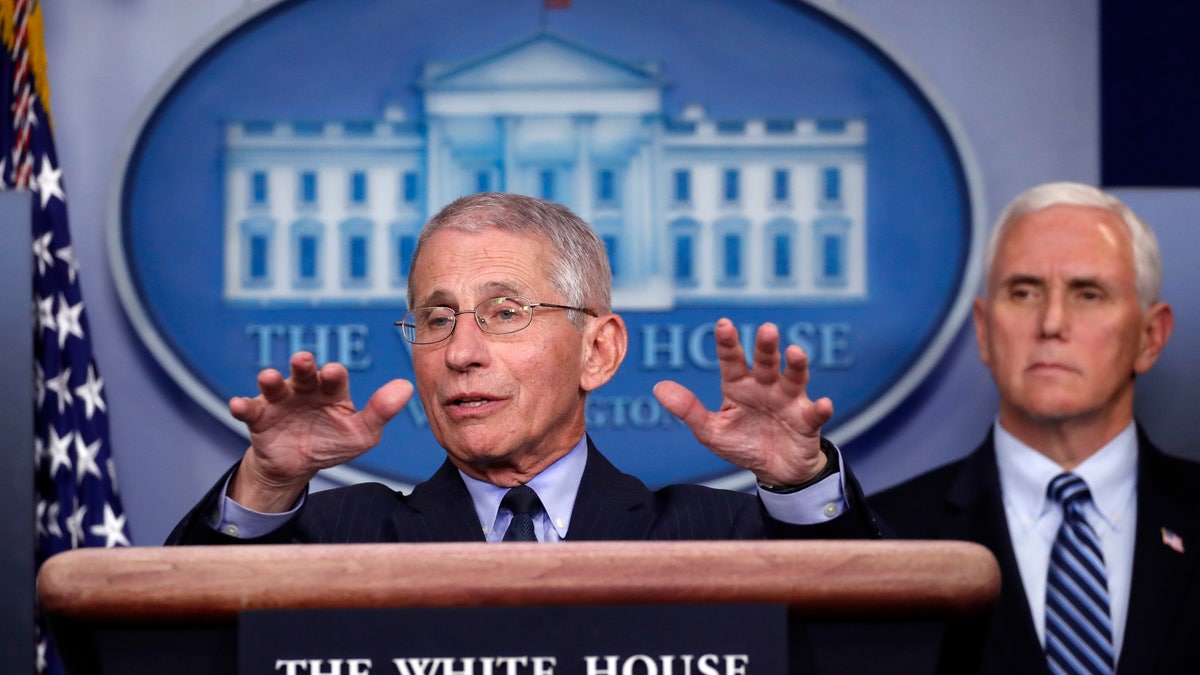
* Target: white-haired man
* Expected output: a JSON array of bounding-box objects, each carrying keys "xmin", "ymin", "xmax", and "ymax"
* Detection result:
[{"xmin": 873, "ymin": 182, "xmax": 1200, "ymax": 674}]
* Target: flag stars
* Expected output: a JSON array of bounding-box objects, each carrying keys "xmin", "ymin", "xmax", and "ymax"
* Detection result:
[
  {"xmin": 36, "ymin": 500, "xmax": 47, "ymax": 537},
  {"xmin": 65, "ymin": 504, "xmax": 86, "ymax": 548},
  {"xmin": 36, "ymin": 294, "xmax": 55, "ymax": 337},
  {"xmin": 35, "ymin": 154, "xmax": 64, "ymax": 208},
  {"xmin": 39, "ymin": 500, "xmax": 62, "ymax": 539},
  {"xmin": 44, "ymin": 364, "xmax": 72, "ymax": 414},
  {"xmin": 55, "ymin": 294, "xmax": 84, "ymax": 349},
  {"xmin": 107, "ymin": 457, "xmax": 121, "ymax": 494},
  {"xmin": 55, "ymin": 245, "xmax": 78, "ymax": 283},
  {"xmin": 46, "ymin": 427, "xmax": 74, "ymax": 477},
  {"xmin": 32, "ymin": 230, "xmax": 53, "ymax": 275},
  {"xmin": 89, "ymin": 504, "xmax": 131, "ymax": 548},
  {"xmin": 74, "ymin": 435, "xmax": 103, "ymax": 484},
  {"xmin": 34, "ymin": 361, "xmax": 46, "ymax": 411},
  {"xmin": 74, "ymin": 365, "xmax": 106, "ymax": 420},
  {"xmin": 34, "ymin": 434, "xmax": 46, "ymax": 471}
]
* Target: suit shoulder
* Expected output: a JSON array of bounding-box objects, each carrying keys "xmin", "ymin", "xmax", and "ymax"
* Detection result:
[
  {"xmin": 869, "ymin": 459, "xmax": 971, "ymax": 536},
  {"xmin": 651, "ymin": 482, "xmax": 757, "ymax": 508},
  {"xmin": 872, "ymin": 459, "xmax": 966, "ymax": 509},
  {"xmin": 301, "ymin": 482, "xmax": 410, "ymax": 542},
  {"xmin": 308, "ymin": 481, "xmax": 402, "ymax": 508}
]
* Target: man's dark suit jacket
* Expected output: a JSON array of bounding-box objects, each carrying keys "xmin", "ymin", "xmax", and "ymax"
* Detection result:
[
  {"xmin": 168, "ymin": 437, "xmax": 881, "ymax": 545},
  {"xmin": 871, "ymin": 426, "xmax": 1200, "ymax": 675}
]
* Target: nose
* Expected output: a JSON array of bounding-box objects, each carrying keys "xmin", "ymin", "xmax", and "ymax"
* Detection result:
[
  {"xmin": 442, "ymin": 310, "xmax": 489, "ymax": 371},
  {"xmin": 1039, "ymin": 288, "xmax": 1067, "ymax": 339}
]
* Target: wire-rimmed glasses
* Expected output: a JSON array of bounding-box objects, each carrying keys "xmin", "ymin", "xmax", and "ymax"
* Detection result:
[{"xmin": 395, "ymin": 295, "xmax": 598, "ymax": 345}]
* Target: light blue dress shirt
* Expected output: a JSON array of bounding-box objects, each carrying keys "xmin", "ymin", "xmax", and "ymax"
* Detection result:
[{"xmin": 993, "ymin": 420, "xmax": 1137, "ymax": 661}]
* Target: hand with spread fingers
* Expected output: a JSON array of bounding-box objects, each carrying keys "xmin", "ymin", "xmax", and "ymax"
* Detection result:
[
  {"xmin": 654, "ymin": 319, "xmax": 833, "ymax": 488},
  {"xmin": 228, "ymin": 351, "xmax": 413, "ymax": 512}
]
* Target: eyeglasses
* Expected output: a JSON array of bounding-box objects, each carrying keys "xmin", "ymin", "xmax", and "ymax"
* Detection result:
[{"xmin": 396, "ymin": 296, "xmax": 598, "ymax": 345}]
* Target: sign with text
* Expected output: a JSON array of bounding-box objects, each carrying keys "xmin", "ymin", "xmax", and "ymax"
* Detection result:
[
  {"xmin": 113, "ymin": 0, "xmax": 982, "ymax": 490},
  {"xmin": 238, "ymin": 604, "xmax": 786, "ymax": 675}
]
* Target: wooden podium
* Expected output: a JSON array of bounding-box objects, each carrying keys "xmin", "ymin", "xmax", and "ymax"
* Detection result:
[{"xmin": 39, "ymin": 540, "xmax": 999, "ymax": 674}]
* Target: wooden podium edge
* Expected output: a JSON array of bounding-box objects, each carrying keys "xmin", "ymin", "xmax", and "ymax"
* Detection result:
[{"xmin": 38, "ymin": 540, "xmax": 999, "ymax": 623}]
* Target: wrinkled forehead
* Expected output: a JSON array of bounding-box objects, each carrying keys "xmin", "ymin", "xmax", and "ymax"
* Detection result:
[
  {"xmin": 990, "ymin": 206, "xmax": 1135, "ymax": 279},
  {"xmin": 409, "ymin": 227, "xmax": 558, "ymax": 306}
]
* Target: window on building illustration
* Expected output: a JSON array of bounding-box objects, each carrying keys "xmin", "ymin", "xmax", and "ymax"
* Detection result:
[
  {"xmin": 816, "ymin": 119, "xmax": 847, "ymax": 133},
  {"xmin": 674, "ymin": 235, "xmax": 694, "ymax": 283},
  {"xmin": 813, "ymin": 216, "xmax": 849, "ymax": 288},
  {"xmin": 773, "ymin": 169, "xmax": 789, "ymax": 203},
  {"xmin": 402, "ymin": 171, "xmax": 419, "ymax": 204},
  {"xmin": 475, "ymin": 170, "xmax": 491, "ymax": 193},
  {"xmin": 249, "ymin": 235, "xmax": 269, "ymax": 280},
  {"xmin": 291, "ymin": 219, "xmax": 323, "ymax": 289},
  {"xmin": 240, "ymin": 217, "xmax": 275, "ymax": 288},
  {"xmin": 294, "ymin": 121, "xmax": 324, "ymax": 136},
  {"xmin": 823, "ymin": 235, "xmax": 843, "ymax": 279},
  {"xmin": 822, "ymin": 167, "xmax": 842, "ymax": 203},
  {"xmin": 773, "ymin": 233, "xmax": 791, "ymax": 278},
  {"xmin": 299, "ymin": 171, "xmax": 318, "ymax": 206},
  {"xmin": 299, "ymin": 236, "xmax": 319, "ymax": 279},
  {"xmin": 349, "ymin": 236, "xmax": 368, "ymax": 279},
  {"xmin": 723, "ymin": 234, "xmax": 742, "ymax": 278},
  {"xmin": 597, "ymin": 169, "xmax": 617, "ymax": 205},
  {"xmin": 340, "ymin": 219, "xmax": 372, "ymax": 288},
  {"xmin": 539, "ymin": 169, "xmax": 556, "ymax": 201},
  {"xmin": 670, "ymin": 218, "xmax": 699, "ymax": 286},
  {"xmin": 715, "ymin": 217, "xmax": 749, "ymax": 287},
  {"xmin": 344, "ymin": 121, "xmax": 374, "ymax": 136},
  {"xmin": 765, "ymin": 119, "xmax": 795, "ymax": 134},
  {"xmin": 349, "ymin": 171, "xmax": 368, "ymax": 205},
  {"xmin": 723, "ymin": 169, "xmax": 740, "ymax": 203},
  {"xmin": 243, "ymin": 120, "xmax": 274, "ymax": 135},
  {"xmin": 764, "ymin": 218, "xmax": 798, "ymax": 286},
  {"xmin": 673, "ymin": 170, "xmax": 691, "ymax": 203},
  {"xmin": 250, "ymin": 171, "xmax": 268, "ymax": 206},
  {"xmin": 716, "ymin": 120, "xmax": 745, "ymax": 134}
]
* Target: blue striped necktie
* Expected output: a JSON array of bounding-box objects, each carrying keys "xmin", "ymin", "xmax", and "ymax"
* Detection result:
[
  {"xmin": 1045, "ymin": 473, "xmax": 1115, "ymax": 675},
  {"xmin": 501, "ymin": 485, "xmax": 541, "ymax": 542}
]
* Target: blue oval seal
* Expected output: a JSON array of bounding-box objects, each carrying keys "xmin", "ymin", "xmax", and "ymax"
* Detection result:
[{"xmin": 110, "ymin": 0, "xmax": 983, "ymax": 489}]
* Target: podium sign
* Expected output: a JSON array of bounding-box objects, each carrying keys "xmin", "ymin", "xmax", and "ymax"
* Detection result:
[
  {"xmin": 38, "ymin": 541, "xmax": 1001, "ymax": 674},
  {"xmin": 239, "ymin": 604, "xmax": 786, "ymax": 675}
]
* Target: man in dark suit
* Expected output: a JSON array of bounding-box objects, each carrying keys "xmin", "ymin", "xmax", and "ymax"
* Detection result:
[
  {"xmin": 169, "ymin": 191, "xmax": 879, "ymax": 545},
  {"xmin": 872, "ymin": 182, "xmax": 1200, "ymax": 674}
]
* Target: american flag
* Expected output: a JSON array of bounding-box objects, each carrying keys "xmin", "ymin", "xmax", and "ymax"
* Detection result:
[{"xmin": 1, "ymin": 3, "xmax": 133, "ymax": 673}]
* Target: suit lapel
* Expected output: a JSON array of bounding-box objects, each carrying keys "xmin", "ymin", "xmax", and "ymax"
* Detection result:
[
  {"xmin": 1115, "ymin": 433, "xmax": 1197, "ymax": 673},
  {"xmin": 565, "ymin": 438, "xmax": 655, "ymax": 540},
  {"xmin": 942, "ymin": 439, "xmax": 1048, "ymax": 675},
  {"xmin": 398, "ymin": 459, "xmax": 487, "ymax": 542}
]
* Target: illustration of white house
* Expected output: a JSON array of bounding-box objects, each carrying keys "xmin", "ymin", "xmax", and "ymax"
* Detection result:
[{"xmin": 222, "ymin": 32, "xmax": 867, "ymax": 309}]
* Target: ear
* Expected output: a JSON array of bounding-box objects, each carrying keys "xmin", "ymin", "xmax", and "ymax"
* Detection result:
[
  {"xmin": 1134, "ymin": 301, "xmax": 1174, "ymax": 374},
  {"xmin": 579, "ymin": 313, "xmax": 628, "ymax": 393},
  {"xmin": 973, "ymin": 296, "xmax": 992, "ymax": 366}
]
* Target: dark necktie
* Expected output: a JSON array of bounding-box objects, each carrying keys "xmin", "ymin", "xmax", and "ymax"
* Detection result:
[
  {"xmin": 501, "ymin": 485, "xmax": 542, "ymax": 542},
  {"xmin": 1045, "ymin": 473, "xmax": 1114, "ymax": 675}
]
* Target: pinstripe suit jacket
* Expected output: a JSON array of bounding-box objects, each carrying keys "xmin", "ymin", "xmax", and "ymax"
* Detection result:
[
  {"xmin": 167, "ymin": 437, "xmax": 881, "ymax": 545},
  {"xmin": 870, "ymin": 427, "xmax": 1200, "ymax": 675}
]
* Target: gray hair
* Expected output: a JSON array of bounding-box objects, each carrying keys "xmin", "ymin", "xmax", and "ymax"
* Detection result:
[
  {"xmin": 982, "ymin": 182, "xmax": 1162, "ymax": 307},
  {"xmin": 408, "ymin": 192, "xmax": 612, "ymax": 318}
]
